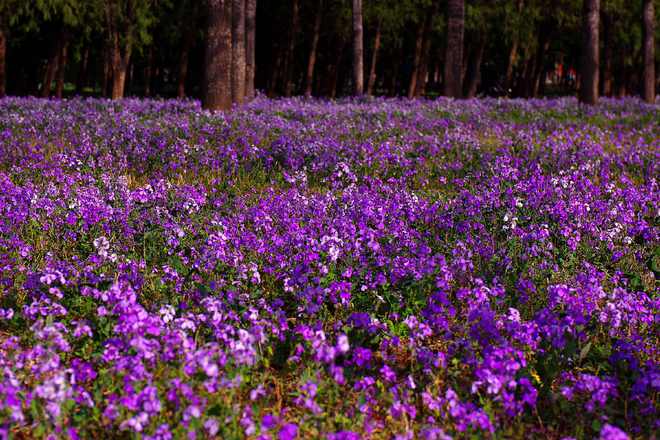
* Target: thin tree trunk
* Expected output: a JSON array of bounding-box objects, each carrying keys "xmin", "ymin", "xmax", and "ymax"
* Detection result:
[
  {"xmin": 76, "ymin": 46, "xmax": 89, "ymax": 94},
  {"xmin": 579, "ymin": 0, "xmax": 599, "ymax": 105},
  {"xmin": 642, "ymin": 0, "xmax": 655, "ymax": 103},
  {"xmin": 55, "ymin": 35, "xmax": 69, "ymax": 99},
  {"xmin": 443, "ymin": 0, "xmax": 464, "ymax": 98},
  {"xmin": 408, "ymin": 24, "xmax": 424, "ymax": 98},
  {"xmin": 177, "ymin": 29, "xmax": 194, "ymax": 98},
  {"xmin": 601, "ymin": 12, "xmax": 613, "ymax": 96},
  {"xmin": 145, "ymin": 47, "xmax": 154, "ymax": 97},
  {"xmin": 110, "ymin": 44, "xmax": 131, "ymax": 99},
  {"xmin": 367, "ymin": 17, "xmax": 381, "ymax": 96},
  {"xmin": 464, "ymin": 37, "xmax": 486, "ymax": 98},
  {"xmin": 42, "ymin": 38, "xmax": 62, "ymax": 98},
  {"xmin": 231, "ymin": 0, "xmax": 246, "ymax": 104},
  {"xmin": 505, "ymin": 41, "xmax": 518, "ymax": 93},
  {"xmin": 0, "ymin": 27, "xmax": 5, "ymax": 97},
  {"xmin": 328, "ymin": 40, "xmax": 345, "ymax": 99},
  {"xmin": 504, "ymin": 0, "xmax": 524, "ymax": 93},
  {"xmin": 245, "ymin": 0, "xmax": 257, "ymax": 99},
  {"xmin": 532, "ymin": 34, "xmax": 550, "ymax": 97},
  {"xmin": 204, "ymin": 0, "xmax": 233, "ymax": 110},
  {"xmin": 283, "ymin": 0, "xmax": 299, "ymax": 96},
  {"xmin": 102, "ymin": 46, "xmax": 111, "ymax": 97},
  {"xmin": 106, "ymin": 2, "xmax": 133, "ymax": 100},
  {"xmin": 268, "ymin": 48, "xmax": 283, "ymax": 97},
  {"xmin": 415, "ymin": 7, "xmax": 437, "ymax": 97},
  {"xmin": 352, "ymin": 0, "xmax": 364, "ymax": 95},
  {"xmin": 305, "ymin": 0, "xmax": 323, "ymax": 98}
]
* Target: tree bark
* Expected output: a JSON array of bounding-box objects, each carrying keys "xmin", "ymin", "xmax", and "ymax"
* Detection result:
[
  {"xmin": 204, "ymin": 0, "xmax": 233, "ymax": 110},
  {"xmin": 145, "ymin": 47, "xmax": 154, "ymax": 97},
  {"xmin": 0, "ymin": 27, "xmax": 6, "ymax": 97},
  {"xmin": 105, "ymin": 1, "xmax": 133, "ymax": 99},
  {"xmin": 642, "ymin": 0, "xmax": 655, "ymax": 103},
  {"xmin": 579, "ymin": 0, "xmax": 599, "ymax": 105},
  {"xmin": 443, "ymin": 0, "xmax": 464, "ymax": 98},
  {"xmin": 305, "ymin": 0, "xmax": 323, "ymax": 98},
  {"xmin": 505, "ymin": 41, "xmax": 518, "ymax": 93},
  {"xmin": 408, "ymin": 23, "xmax": 424, "ymax": 98},
  {"xmin": 352, "ymin": 0, "xmax": 364, "ymax": 95},
  {"xmin": 415, "ymin": 6, "xmax": 437, "ymax": 98},
  {"xmin": 102, "ymin": 45, "xmax": 111, "ymax": 97},
  {"xmin": 177, "ymin": 28, "xmax": 194, "ymax": 98},
  {"xmin": 464, "ymin": 37, "xmax": 486, "ymax": 98},
  {"xmin": 366, "ymin": 17, "xmax": 381, "ymax": 96},
  {"xmin": 283, "ymin": 0, "xmax": 299, "ymax": 96},
  {"xmin": 505, "ymin": 0, "xmax": 524, "ymax": 93},
  {"xmin": 110, "ymin": 40, "xmax": 131, "ymax": 99},
  {"xmin": 231, "ymin": 0, "xmax": 246, "ymax": 104},
  {"xmin": 42, "ymin": 38, "xmax": 62, "ymax": 98},
  {"xmin": 76, "ymin": 46, "xmax": 89, "ymax": 94},
  {"xmin": 55, "ymin": 34, "xmax": 69, "ymax": 99},
  {"xmin": 601, "ymin": 12, "xmax": 613, "ymax": 96},
  {"xmin": 532, "ymin": 32, "xmax": 551, "ymax": 97},
  {"xmin": 245, "ymin": 0, "xmax": 257, "ymax": 99}
]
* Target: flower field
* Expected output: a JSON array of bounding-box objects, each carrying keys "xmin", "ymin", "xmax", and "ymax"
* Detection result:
[{"xmin": 0, "ymin": 97, "xmax": 657, "ymax": 439}]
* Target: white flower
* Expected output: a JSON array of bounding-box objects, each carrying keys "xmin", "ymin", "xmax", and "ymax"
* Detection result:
[{"xmin": 337, "ymin": 334, "xmax": 350, "ymax": 353}]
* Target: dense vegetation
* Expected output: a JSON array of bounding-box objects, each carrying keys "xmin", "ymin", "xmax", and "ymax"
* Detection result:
[
  {"xmin": 0, "ymin": 96, "xmax": 657, "ymax": 438},
  {"xmin": 0, "ymin": 0, "xmax": 657, "ymax": 103}
]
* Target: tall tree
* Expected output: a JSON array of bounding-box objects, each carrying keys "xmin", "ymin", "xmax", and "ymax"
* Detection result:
[
  {"xmin": 464, "ymin": 37, "xmax": 486, "ymax": 98},
  {"xmin": 283, "ymin": 0, "xmax": 299, "ymax": 96},
  {"xmin": 579, "ymin": 0, "xmax": 599, "ymax": 105},
  {"xmin": 444, "ymin": 0, "xmax": 464, "ymax": 98},
  {"xmin": 245, "ymin": 0, "xmax": 257, "ymax": 99},
  {"xmin": 642, "ymin": 0, "xmax": 655, "ymax": 103},
  {"xmin": 366, "ymin": 16, "xmax": 381, "ymax": 96},
  {"xmin": 352, "ymin": 0, "xmax": 364, "ymax": 95},
  {"xmin": 104, "ymin": 0, "xmax": 154, "ymax": 99},
  {"xmin": 504, "ymin": 0, "xmax": 525, "ymax": 93},
  {"xmin": 305, "ymin": 0, "xmax": 323, "ymax": 98},
  {"xmin": 176, "ymin": 1, "xmax": 198, "ymax": 99},
  {"xmin": 54, "ymin": 32, "xmax": 69, "ymax": 98},
  {"xmin": 231, "ymin": 0, "xmax": 246, "ymax": 104},
  {"xmin": 0, "ymin": 24, "xmax": 5, "ymax": 97},
  {"xmin": 204, "ymin": 0, "xmax": 232, "ymax": 110}
]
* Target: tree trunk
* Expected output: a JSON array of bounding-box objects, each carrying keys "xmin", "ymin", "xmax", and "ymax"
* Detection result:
[
  {"xmin": 42, "ymin": 38, "xmax": 62, "ymax": 98},
  {"xmin": 0, "ymin": 27, "xmax": 5, "ymax": 97},
  {"xmin": 464, "ymin": 37, "xmax": 486, "ymax": 98},
  {"xmin": 268, "ymin": 48, "xmax": 283, "ymax": 97},
  {"xmin": 177, "ymin": 29, "xmax": 194, "ymax": 98},
  {"xmin": 204, "ymin": 0, "xmax": 233, "ymax": 110},
  {"xmin": 504, "ymin": 0, "xmax": 524, "ymax": 93},
  {"xmin": 231, "ymin": 0, "xmax": 246, "ymax": 104},
  {"xmin": 601, "ymin": 12, "xmax": 613, "ymax": 96},
  {"xmin": 145, "ymin": 47, "xmax": 154, "ymax": 97},
  {"xmin": 283, "ymin": 0, "xmax": 299, "ymax": 96},
  {"xmin": 579, "ymin": 0, "xmax": 599, "ymax": 105},
  {"xmin": 245, "ymin": 0, "xmax": 257, "ymax": 99},
  {"xmin": 305, "ymin": 0, "xmax": 323, "ymax": 98},
  {"xmin": 443, "ymin": 0, "xmax": 464, "ymax": 98},
  {"xmin": 642, "ymin": 0, "xmax": 655, "ymax": 103},
  {"xmin": 366, "ymin": 17, "xmax": 381, "ymax": 96},
  {"xmin": 110, "ymin": 44, "xmax": 131, "ymax": 99},
  {"xmin": 76, "ymin": 46, "xmax": 89, "ymax": 94},
  {"xmin": 505, "ymin": 41, "xmax": 518, "ymax": 93},
  {"xmin": 55, "ymin": 36, "xmax": 69, "ymax": 99},
  {"xmin": 408, "ymin": 24, "xmax": 424, "ymax": 98},
  {"xmin": 415, "ymin": 7, "xmax": 437, "ymax": 97},
  {"xmin": 328, "ymin": 40, "xmax": 345, "ymax": 99},
  {"xmin": 532, "ymin": 34, "xmax": 550, "ymax": 97},
  {"xmin": 352, "ymin": 0, "xmax": 364, "ymax": 95}
]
